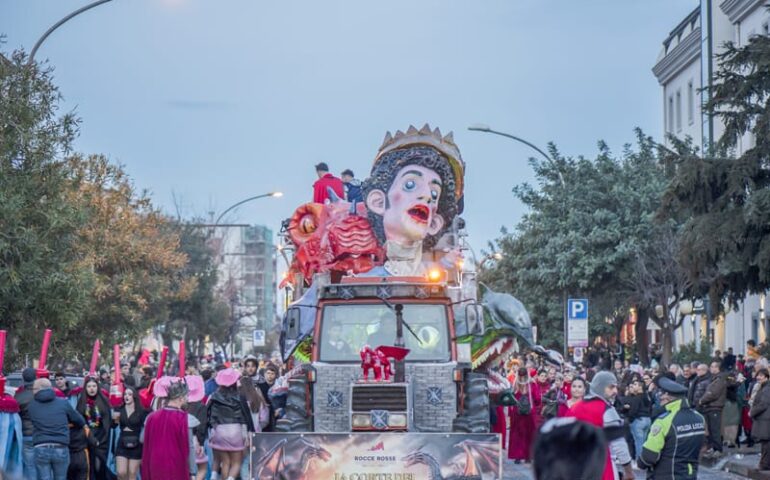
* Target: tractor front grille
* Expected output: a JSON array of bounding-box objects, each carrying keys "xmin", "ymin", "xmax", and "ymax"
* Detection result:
[{"xmin": 351, "ymin": 384, "xmax": 408, "ymax": 411}]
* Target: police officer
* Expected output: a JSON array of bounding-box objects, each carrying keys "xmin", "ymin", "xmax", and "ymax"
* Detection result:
[{"xmin": 638, "ymin": 377, "xmax": 705, "ymax": 479}]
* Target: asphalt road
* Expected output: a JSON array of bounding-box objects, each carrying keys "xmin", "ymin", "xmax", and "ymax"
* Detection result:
[{"xmin": 501, "ymin": 459, "xmax": 744, "ymax": 479}]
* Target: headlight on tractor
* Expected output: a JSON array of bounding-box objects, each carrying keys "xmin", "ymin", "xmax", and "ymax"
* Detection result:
[
  {"xmin": 352, "ymin": 414, "xmax": 371, "ymax": 428},
  {"xmin": 388, "ymin": 413, "xmax": 407, "ymax": 428}
]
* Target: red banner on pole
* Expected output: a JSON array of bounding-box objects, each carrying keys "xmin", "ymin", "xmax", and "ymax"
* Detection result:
[
  {"xmin": 157, "ymin": 346, "xmax": 168, "ymax": 378},
  {"xmin": 178, "ymin": 340, "xmax": 185, "ymax": 378},
  {"xmin": 89, "ymin": 339, "xmax": 100, "ymax": 377},
  {"xmin": 109, "ymin": 344, "xmax": 124, "ymax": 407},
  {"xmin": 37, "ymin": 329, "xmax": 52, "ymax": 377},
  {"xmin": 0, "ymin": 330, "xmax": 6, "ymax": 375}
]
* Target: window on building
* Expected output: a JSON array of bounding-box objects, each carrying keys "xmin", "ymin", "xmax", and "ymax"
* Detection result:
[
  {"xmin": 687, "ymin": 81, "xmax": 694, "ymax": 125},
  {"xmin": 753, "ymin": 312, "xmax": 760, "ymax": 342},
  {"xmin": 668, "ymin": 96, "xmax": 674, "ymax": 134},
  {"xmin": 676, "ymin": 90, "xmax": 682, "ymax": 132}
]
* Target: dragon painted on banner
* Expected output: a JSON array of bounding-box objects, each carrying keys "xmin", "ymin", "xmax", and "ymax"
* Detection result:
[{"xmin": 279, "ymin": 125, "xmax": 533, "ymax": 366}]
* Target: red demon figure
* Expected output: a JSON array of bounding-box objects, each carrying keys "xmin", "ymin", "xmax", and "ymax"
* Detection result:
[{"xmin": 359, "ymin": 345, "xmax": 410, "ymax": 382}]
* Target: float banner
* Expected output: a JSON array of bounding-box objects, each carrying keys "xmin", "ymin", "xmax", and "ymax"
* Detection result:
[{"xmin": 249, "ymin": 432, "xmax": 502, "ymax": 480}]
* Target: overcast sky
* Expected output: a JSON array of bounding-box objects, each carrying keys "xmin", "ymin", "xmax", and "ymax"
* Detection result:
[{"xmin": 2, "ymin": 0, "xmax": 699, "ymax": 258}]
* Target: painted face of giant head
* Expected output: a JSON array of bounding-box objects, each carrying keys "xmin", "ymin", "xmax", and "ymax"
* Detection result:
[
  {"xmin": 363, "ymin": 145, "xmax": 457, "ymax": 249},
  {"xmin": 365, "ymin": 164, "xmax": 445, "ymax": 245}
]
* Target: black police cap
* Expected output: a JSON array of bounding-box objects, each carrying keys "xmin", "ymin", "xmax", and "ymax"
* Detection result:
[{"xmin": 657, "ymin": 377, "xmax": 688, "ymax": 395}]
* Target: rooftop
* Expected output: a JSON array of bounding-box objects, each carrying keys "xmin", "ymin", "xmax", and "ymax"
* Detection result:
[{"xmin": 663, "ymin": 6, "xmax": 701, "ymax": 54}]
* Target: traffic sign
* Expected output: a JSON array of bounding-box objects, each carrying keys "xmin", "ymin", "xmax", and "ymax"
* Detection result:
[
  {"xmin": 253, "ymin": 329, "xmax": 266, "ymax": 347},
  {"xmin": 568, "ymin": 299, "xmax": 588, "ymax": 320},
  {"xmin": 567, "ymin": 299, "xmax": 588, "ymax": 347}
]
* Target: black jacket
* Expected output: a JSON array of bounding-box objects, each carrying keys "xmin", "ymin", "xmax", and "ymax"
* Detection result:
[
  {"xmin": 721, "ymin": 353, "xmax": 737, "ymax": 372},
  {"xmin": 207, "ymin": 388, "xmax": 250, "ymax": 427},
  {"xmin": 76, "ymin": 393, "xmax": 113, "ymax": 449},
  {"xmin": 69, "ymin": 425, "xmax": 89, "ymax": 453},
  {"xmin": 188, "ymin": 401, "xmax": 209, "ymax": 445},
  {"xmin": 638, "ymin": 398, "xmax": 705, "ymax": 480},
  {"xmin": 14, "ymin": 383, "xmax": 35, "ymax": 437},
  {"xmin": 687, "ymin": 373, "xmax": 711, "ymax": 407},
  {"xmin": 28, "ymin": 389, "xmax": 85, "ymax": 446},
  {"xmin": 343, "ymin": 179, "xmax": 363, "ymax": 203},
  {"xmin": 699, "ymin": 372, "xmax": 727, "ymax": 413},
  {"xmin": 620, "ymin": 393, "xmax": 651, "ymax": 421}
]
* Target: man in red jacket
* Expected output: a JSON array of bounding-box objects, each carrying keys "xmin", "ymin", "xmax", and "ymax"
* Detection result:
[{"xmin": 313, "ymin": 162, "xmax": 345, "ymax": 204}]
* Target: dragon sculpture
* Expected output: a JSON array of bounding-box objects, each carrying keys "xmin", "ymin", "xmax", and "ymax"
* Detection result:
[
  {"xmin": 454, "ymin": 283, "xmax": 534, "ymax": 370},
  {"xmin": 402, "ymin": 439, "xmax": 500, "ymax": 480},
  {"xmin": 253, "ymin": 437, "xmax": 332, "ymax": 480}
]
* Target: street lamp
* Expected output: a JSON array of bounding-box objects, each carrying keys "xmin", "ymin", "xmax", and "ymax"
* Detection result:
[
  {"xmin": 468, "ymin": 124, "xmax": 565, "ymax": 187},
  {"xmin": 468, "ymin": 124, "xmax": 569, "ymax": 359},
  {"xmin": 212, "ymin": 191, "xmax": 282, "ymax": 359},
  {"xmin": 214, "ymin": 191, "xmax": 283, "ymax": 227},
  {"xmin": 29, "ymin": 0, "xmax": 117, "ymax": 65}
]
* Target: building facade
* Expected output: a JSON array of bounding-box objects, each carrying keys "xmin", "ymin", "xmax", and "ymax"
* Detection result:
[
  {"xmin": 652, "ymin": 0, "xmax": 769, "ymax": 354},
  {"xmin": 214, "ymin": 224, "xmax": 277, "ymax": 356}
]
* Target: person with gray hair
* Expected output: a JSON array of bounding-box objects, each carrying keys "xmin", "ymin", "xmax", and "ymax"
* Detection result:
[
  {"xmin": 27, "ymin": 378, "xmax": 85, "ymax": 480},
  {"xmin": 687, "ymin": 363, "xmax": 711, "ymax": 408},
  {"xmin": 668, "ymin": 363, "xmax": 684, "ymax": 384},
  {"xmin": 140, "ymin": 379, "xmax": 194, "ymax": 480}
]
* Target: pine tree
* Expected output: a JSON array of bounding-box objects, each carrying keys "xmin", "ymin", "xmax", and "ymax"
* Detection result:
[{"xmin": 662, "ymin": 34, "xmax": 770, "ymax": 304}]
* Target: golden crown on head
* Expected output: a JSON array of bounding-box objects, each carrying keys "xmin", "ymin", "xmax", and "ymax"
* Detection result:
[{"xmin": 374, "ymin": 124, "xmax": 465, "ymax": 201}]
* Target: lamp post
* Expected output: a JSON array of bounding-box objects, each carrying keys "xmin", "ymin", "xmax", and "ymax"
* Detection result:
[
  {"xmin": 213, "ymin": 191, "xmax": 282, "ymax": 359},
  {"xmin": 468, "ymin": 124, "xmax": 569, "ymax": 359},
  {"xmin": 468, "ymin": 124, "xmax": 565, "ymax": 187},
  {"xmin": 28, "ymin": 0, "xmax": 116, "ymax": 65},
  {"xmin": 214, "ymin": 191, "xmax": 283, "ymax": 227}
]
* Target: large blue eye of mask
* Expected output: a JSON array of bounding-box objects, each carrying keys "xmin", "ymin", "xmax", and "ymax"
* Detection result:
[
  {"xmin": 431, "ymin": 190, "xmax": 439, "ymax": 200},
  {"xmin": 403, "ymin": 180, "xmax": 416, "ymax": 191}
]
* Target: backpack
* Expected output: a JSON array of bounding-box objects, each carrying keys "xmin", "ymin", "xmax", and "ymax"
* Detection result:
[{"xmin": 516, "ymin": 390, "xmax": 533, "ymax": 416}]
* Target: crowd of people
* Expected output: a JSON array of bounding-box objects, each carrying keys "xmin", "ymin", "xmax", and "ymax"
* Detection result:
[
  {"xmin": 10, "ymin": 338, "xmax": 770, "ymax": 480},
  {"xmin": 501, "ymin": 339, "xmax": 770, "ymax": 479},
  {"xmin": 11, "ymin": 353, "xmax": 288, "ymax": 480}
]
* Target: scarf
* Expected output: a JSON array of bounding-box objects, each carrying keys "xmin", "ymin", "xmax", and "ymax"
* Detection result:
[{"xmin": 84, "ymin": 397, "xmax": 103, "ymax": 429}]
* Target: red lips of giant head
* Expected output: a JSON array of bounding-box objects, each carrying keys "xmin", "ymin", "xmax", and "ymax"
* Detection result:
[{"xmin": 407, "ymin": 204, "xmax": 430, "ymax": 224}]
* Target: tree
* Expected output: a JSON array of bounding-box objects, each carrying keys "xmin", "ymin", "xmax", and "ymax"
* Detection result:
[
  {"xmin": 661, "ymin": 34, "xmax": 770, "ymax": 305},
  {"xmin": 65, "ymin": 154, "xmax": 192, "ymax": 355},
  {"xmin": 1, "ymin": 49, "xmax": 201, "ymax": 366},
  {"xmin": 0, "ymin": 50, "xmax": 92, "ymax": 363},
  {"xmin": 624, "ymin": 223, "xmax": 692, "ymax": 366},
  {"xmin": 166, "ymin": 221, "xmax": 230, "ymax": 363},
  {"xmin": 481, "ymin": 131, "xmax": 677, "ymax": 362}
]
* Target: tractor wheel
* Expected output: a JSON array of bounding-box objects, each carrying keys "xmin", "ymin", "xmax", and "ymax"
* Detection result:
[
  {"xmin": 274, "ymin": 373, "xmax": 312, "ymax": 432},
  {"xmin": 452, "ymin": 372, "xmax": 490, "ymax": 433}
]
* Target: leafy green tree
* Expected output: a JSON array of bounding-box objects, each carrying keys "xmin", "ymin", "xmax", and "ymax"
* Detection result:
[
  {"xmin": 0, "ymin": 50, "xmax": 92, "ymax": 364},
  {"xmin": 482, "ymin": 131, "xmax": 682, "ymax": 364},
  {"xmin": 66, "ymin": 154, "xmax": 191, "ymax": 354},
  {"xmin": 166, "ymin": 221, "xmax": 230, "ymax": 363},
  {"xmin": 661, "ymin": 34, "xmax": 770, "ymax": 305},
  {"xmin": 1, "ymin": 49, "xmax": 201, "ymax": 367}
]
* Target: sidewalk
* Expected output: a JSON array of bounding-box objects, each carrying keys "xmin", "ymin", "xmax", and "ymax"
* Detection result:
[{"xmin": 701, "ymin": 446, "xmax": 770, "ymax": 479}]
